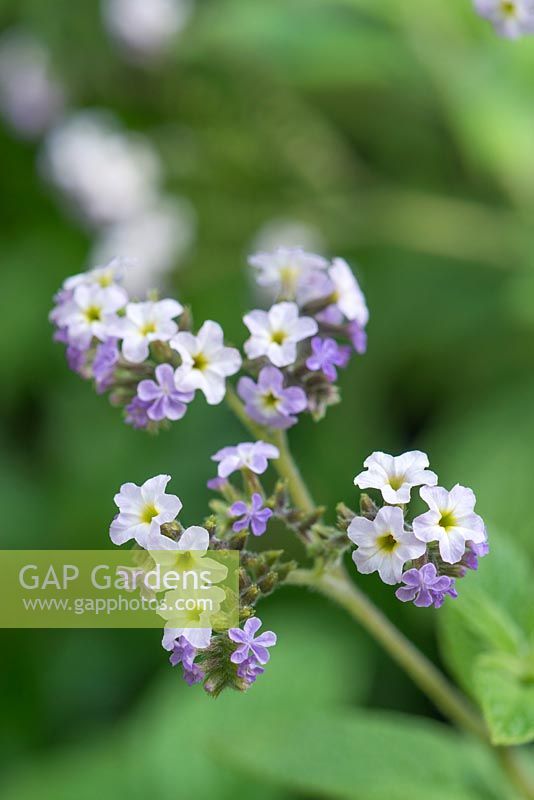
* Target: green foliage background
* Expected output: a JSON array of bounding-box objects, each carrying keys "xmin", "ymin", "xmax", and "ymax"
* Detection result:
[{"xmin": 0, "ymin": 0, "xmax": 533, "ymax": 797}]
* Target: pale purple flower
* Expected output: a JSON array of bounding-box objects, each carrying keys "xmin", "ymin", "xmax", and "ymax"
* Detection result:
[
  {"xmin": 413, "ymin": 485, "xmax": 486, "ymax": 565},
  {"xmin": 249, "ymin": 247, "xmax": 328, "ymax": 297},
  {"xmin": 238, "ymin": 366, "xmax": 307, "ymax": 429},
  {"xmin": 228, "ymin": 617, "xmax": 277, "ymax": 665},
  {"xmin": 137, "ymin": 363, "xmax": 194, "ymax": 421},
  {"xmin": 328, "ymin": 258, "xmax": 369, "ymax": 325},
  {"xmin": 125, "ymin": 396, "xmax": 151, "ymax": 429},
  {"xmin": 395, "ymin": 564, "xmax": 458, "ymax": 609},
  {"xmin": 462, "ymin": 539, "xmax": 490, "ymax": 572},
  {"xmin": 212, "ymin": 441, "xmax": 280, "ymax": 479},
  {"xmin": 66, "ymin": 343, "xmax": 88, "ymax": 374},
  {"xmin": 237, "ymin": 657, "xmax": 265, "ymax": 685},
  {"xmin": 207, "ymin": 476, "xmax": 227, "ymax": 491},
  {"xmin": 347, "ymin": 321, "xmax": 367, "ymax": 354},
  {"xmin": 93, "ymin": 337, "xmax": 119, "ymax": 393},
  {"xmin": 230, "ymin": 493, "xmax": 272, "ymax": 536},
  {"xmin": 306, "ymin": 337, "xmax": 351, "ymax": 382},
  {"xmin": 169, "ymin": 635, "xmax": 204, "ymax": 686},
  {"xmin": 117, "ymin": 299, "xmax": 183, "ymax": 364}
]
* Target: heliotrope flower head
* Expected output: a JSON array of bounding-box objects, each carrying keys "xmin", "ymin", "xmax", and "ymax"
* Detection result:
[
  {"xmin": 237, "ymin": 366, "xmax": 307, "ymax": 429},
  {"xmin": 171, "ymin": 320, "xmax": 242, "ymax": 405},
  {"xmin": 137, "ymin": 363, "xmax": 194, "ymax": 421},
  {"xmin": 54, "ymin": 283, "xmax": 127, "ymax": 349},
  {"xmin": 354, "ymin": 450, "xmax": 438, "ymax": 505},
  {"xmin": 243, "ymin": 301, "xmax": 318, "ymax": 368},
  {"xmin": 248, "ymin": 247, "xmax": 328, "ymax": 298},
  {"xmin": 347, "ymin": 505, "xmax": 426, "ymax": 585},
  {"xmin": 212, "ymin": 441, "xmax": 280, "ymax": 478},
  {"xmin": 413, "ymin": 484, "xmax": 486, "ymax": 565},
  {"xmin": 230, "ymin": 493, "xmax": 273, "ymax": 537},
  {"xmin": 306, "ymin": 336, "xmax": 351, "ymax": 382},
  {"xmin": 109, "ymin": 474, "xmax": 182, "ymax": 547},
  {"xmin": 395, "ymin": 564, "xmax": 457, "ymax": 609},
  {"xmin": 474, "ymin": 0, "xmax": 534, "ymax": 38},
  {"xmin": 228, "ymin": 617, "xmax": 277, "ymax": 665},
  {"xmin": 118, "ymin": 298, "xmax": 183, "ymax": 363}
]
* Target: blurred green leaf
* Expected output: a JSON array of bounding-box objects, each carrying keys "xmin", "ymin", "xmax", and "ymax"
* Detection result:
[
  {"xmin": 473, "ymin": 652, "xmax": 534, "ymax": 746},
  {"xmin": 213, "ymin": 707, "xmax": 503, "ymax": 800}
]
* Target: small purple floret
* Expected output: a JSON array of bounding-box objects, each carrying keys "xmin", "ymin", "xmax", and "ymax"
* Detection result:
[
  {"xmin": 228, "ymin": 617, "xmax": 277, "ymax": 665},
  {"xmin": 92, "ymin": 337, "xmax": 119, "ymax": 393},
  {"xmin": 230, "ymin": 492, "xmax": 273, "ymax": 537},
  {"xmin": 137, "ymin": 363, "xmax": 194, "ymax": 422},
  {"xmin": 347, "ymin": 321, "xmax": 367, "ymax": 354},
  {"xmin": 169, "ymin": 636, "xmax": 204, "ymax": 686},
  {"xmin": 125, "ymin": 396, "xmax": 151, "ymax": 429},
  {"xmin": 237, "ymin": 657, "xmax": 265, "ymax": 685},
  {"xmin": 306, "ymin": 336, "xmax": 351, "ymax": 382},
  {"xmin": 395, "ymin": 563, "xmax": 457, "ymax": 608}
]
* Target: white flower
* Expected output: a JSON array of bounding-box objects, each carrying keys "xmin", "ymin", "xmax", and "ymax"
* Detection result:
[
  {"xmin": 118, "ymin": 299, "xmax": 183, "ymax": 363},
  {"xmin": 348, "ymin": 506, "xmax": 426, "ymax": 585},
  {"xmin": 56, "ymin": 283, "xmax": 127, "ymax": 348},
  {"xmin": 171, "ymin": 320, "xmax": 242, "ymax": 405},
  {"xmin": 413, "ymin": 485, "xmax": 486, "ymax": 564},
  {"xmin": 41, "ymin": 111, "xmax": 161, "ymax": 227},
  {"xmin": 328, "ymin": 258, "xmax": 369, "ymax": 325},
  {"xmin": 248, "ymin": 247, "xmax": 328, "ymax": 297},
  {"xmin": 162, "ymin": 623, "xmax": 211, "ymax": 650},
  {"xmin": 110, "ymin": 474, "xmax": 182, "ymax": 548},
  {"xmin": 148, "ymin": 524, "xmax": 228, "ymax": 583},
  {"xmin": 63, "ymin": 256, "xmax": 129, "ymax": 291},
  {"xmin": 89, "ymin": 197, "xmax": 195, "ymax": 295},
  {"xmin": 243, "ymin": 301, "xmax": 318, "ymax": 367},
  {"xmin": 212, "ymin": 441, "xmax": 280, "ymax": 478},
  {"xmin": 103, "ymin": 0, "xmax": 193, "ymax": 61},
  {"xmin": 474, "ymin": 0, "xmax": 534, "ymax": 38},
  {"xmin": 0, "ymin": 30, "xmax": 64, "ymax": 139},
  {"xmin": 354, "ymin": 451, "xmax": 438, "ymax": 505}
]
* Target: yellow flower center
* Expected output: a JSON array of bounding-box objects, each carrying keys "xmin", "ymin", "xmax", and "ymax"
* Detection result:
[
  {"xmin": 140, "ymin": 322, "xmax": 157, "ymax": 336},
  {"xmin": 438, "ymin": 511, "xmax": 457, "ymax": 532},
  {"xmin": 173, "ymin": 551, "xmax": 196, "ymax": 570},
  {"xmin": 500, "ymin": 0, "xmax": 516, "ymax": 15},
  {"xmin": 377, "ymin": 533, "xmax": 398, "ymax": 553},
  {"xmin": 97, "ymin": 273, "xmax": 113, "ymax": 287},
  {"xmin": 388, "ymin": 474, "xmax": 405, "ymax": 491},
  {"xmin": 141, "ymin": 503, "xmax": 159, "ymax": 524},
  {"xmin": 271, "ymin": 330, "xmax": 287, "ymax": 345},
  {"xmin": 192, "ymin": 352, "xmax": 209, "ymax": 371},
  {"xmin": 84, "ymin": 305, "xmax": 102, "ymax": 322},
  {"xmin": 262, "ymin": 390, "xmax": 280, "ymax": 411}
]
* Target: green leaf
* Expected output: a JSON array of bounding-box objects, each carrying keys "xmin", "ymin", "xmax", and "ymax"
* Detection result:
[
  {"xmin": 213, "ymin": 708, "xmax": 504, "ymax": 800},
  {"xmin": 473, "ymin": 652, "xmax": 534, "ymax": 746},
  {"xmin": 438, "ymin": 538, "xmax": 534, "ymax": 744}
]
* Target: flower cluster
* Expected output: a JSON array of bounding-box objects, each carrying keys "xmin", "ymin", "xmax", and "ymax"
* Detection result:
[
  {"xmin": 239, "ymin": 248, "xmax": 368, "ymax": 426},
  {"xmin": 50, "ymin": 258, "xmax": 241, "ymax": 429},
  {"xmin": 348, "ymin": 451, "xmax": 489, "ymax": 608},
  {"xmin": 52, "ymin": 247, "xmax": 368, "ymax": 433},
  {"xmin": 109, "ymin": 457, "xmax": 290, "ymax": 694},
  {"xmin": 474, "ymin": 0, "xmax": 534, "ymax": 38}
]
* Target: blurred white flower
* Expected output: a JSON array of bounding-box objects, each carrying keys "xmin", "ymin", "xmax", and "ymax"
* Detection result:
[
  {"xmin": 474, "ymin": 0, "xmax": 534, "ymax": 38},
  {"xmin": 90, "ymin": 197, "xmax": 196, "ymax": 295},
  {"xmin": 0, "ymin": 29, "xmax": 64, "ymax": 138},
  {"xmin": 102, "ymin": 0, "xmax": 193, "ymax": 61},
  {"xmin": 40, "ymin": 110, "xmax": 161, "ymax": 227}
]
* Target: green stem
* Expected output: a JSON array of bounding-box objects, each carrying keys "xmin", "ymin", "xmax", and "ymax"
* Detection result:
[
  {"xmin": 225, "ymin": 387, "xmax": 315, "ymax": 512},
  {"xmin": 288, "ymin": 564, "xmax": 487, "ymax": 739},
  {"xmin": 226, "ymin": 389, "xmax": 534, "ymax": 798}
]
